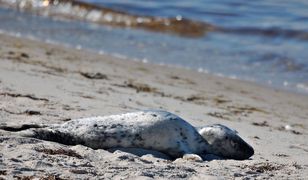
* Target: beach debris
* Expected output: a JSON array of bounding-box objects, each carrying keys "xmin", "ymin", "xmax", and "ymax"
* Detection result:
[
  {"xmin": 224, "ymin": 105, "xmax": 268, "ymax": 118},
  {"xmin": 170, "ymin": 75, "xmax": 180, "ymax": 80},
  {"xmin": 23, "ymin": 110, "xmax": 42, "ymax": 116},
  {"xmin": 69, "ymin": 169, "xmax": 90, "ymax": 175},
  {"xmin": 0, "ymin": 170, "xmax": 7, "ymax": 176},
  {"xmin": 1, "ymin": 108, "xmax": 42, "ymax": 116},
  {"xmin": 207, "ymin": 112, "xmax": 231, "ymax": 120},
  {"xmin": 20, "ymin": 52, "xmax": 29, "ymax": 58},
  {"xmin": 5, "ymin": 50, "xmax": 67, "ymax": 73},
  {"xmin": 6, "ymin": 51, "xmax": 29, "ymax": 59},
  {"xmin": 292, "ymin": 162, "xmax": 302, "ymax": 169},
  {"xmin": 252, "ymin": 121, "xmax": 269, "ymax": 127},
  {"xmin": 80, "ymin": 72, "xmax": 108, "ymax": 80},
  {"xmin": 289, "ymin": 145, "xmax": 308, "ymax": 152},
  {"xmin": 186, "ymin": 95, "xmax": 206, "ymax": 102},
  {"xmin": 241, "ymin": 162, "xmax": 285, "ymax": 173},
  {"xmin": 35, "ymin": 148, "xmax": 83, "ymax": 159},
  {"xmin": 0, "ymin": 92, "xmax": 49, "ymax": 102},
  {"xmin": 212, "ymin": 96, "xmax": 232, "ymax": 104},
  {"xmin": 274, "ymin": 153, "xmax": 289, "ymax": 157},
  {"xmin": 13, "ymin": 174, "xmax": 65, "ymax": 180},
  {"xmin": 277, "ymin": 125, "xmax": 302, "ymax": 135},
  {"xmin": 169, "ymin": 95, "xmax": 208, "ymax": 106},
  {"xmin": 124, "ymin": 81, "xmax": 157, "ymax": 93}
]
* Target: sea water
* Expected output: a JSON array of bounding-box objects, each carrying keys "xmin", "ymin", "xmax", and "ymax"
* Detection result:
[{"xmin": 0, "ymin": 0, "xmax": 307, "ymax": 94}]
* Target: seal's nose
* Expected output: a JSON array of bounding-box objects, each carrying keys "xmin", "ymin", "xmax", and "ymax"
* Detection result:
[
  {"xmin": 238, "ymin": 142, "xmax": 254, "ymax": 160},
  {"xmin": 245, "ymin": 144, "xmax": 254, "ymax": 159}
]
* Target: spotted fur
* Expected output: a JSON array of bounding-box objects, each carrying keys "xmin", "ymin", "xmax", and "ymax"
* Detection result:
[{"xmin": 17, "ymin": 110, "xmax": 254, "ymax": 160}]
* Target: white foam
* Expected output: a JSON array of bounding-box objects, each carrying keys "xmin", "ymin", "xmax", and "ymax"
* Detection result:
[
  {"xmin": 98, "ymin": 50, "xmax": 105, "ymax": 55},
  {"xmin": 176, "ymin": 15, "xmax": 183, "ymax": 21},
  {"xmin": 112, "ymin": 53, "xmax": 127, "ymax": 60},
  {"xmin": 75, "ymin": 45, "xmax": 82, "ymax": 50},
  {"xmin": 44, "ymin": 38, "xmax": 57, "ymax": 44},
  {"xmin": 86, "ymin": 10, "xmax": 102, "ymax": 22},
  {"xmin": 229, "ymin": 75, "xmax": 237, "ymax": 80},
  {"xmin": 296, "ymin": 83, "xmax": 308, "ymax": 92},
  {"xmin": 142, "ymin": 58, "xmax": 148, "ymax": 63},
  {"xmin": 197, "ymin": 68, "xmax": 209, "ymax": 73},
  {"xmin": 103, "ymin": 13, "xmax": 113, "ymax": 22},
  {"xmin": 215, "ymin": 73, "xmax": 225, "ymax": 77}
]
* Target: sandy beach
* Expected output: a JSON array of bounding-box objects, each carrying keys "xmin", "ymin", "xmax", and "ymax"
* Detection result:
[{"xmin": 0, "ymin": 33, "xmax": 307, "ymax": 179}]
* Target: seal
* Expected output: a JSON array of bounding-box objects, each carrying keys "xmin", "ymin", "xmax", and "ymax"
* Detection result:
[{"xmin": 3, "ymin": 110, "xmax": 254, "ymax": 160}]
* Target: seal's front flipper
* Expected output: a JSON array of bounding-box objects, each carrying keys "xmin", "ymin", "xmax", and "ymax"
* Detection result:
[
  {"xmin": 182, "ymin": 154, "xmax": 203, "ymax": 162},
  {"xmin": 108, "ymin": 147, "xmax": 172, "ymax": 160}
]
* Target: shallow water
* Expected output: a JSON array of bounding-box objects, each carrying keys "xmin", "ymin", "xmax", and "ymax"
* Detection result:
[{"xmin": 0, "ymin": 0, "xmax": 307, "ymax": 94}]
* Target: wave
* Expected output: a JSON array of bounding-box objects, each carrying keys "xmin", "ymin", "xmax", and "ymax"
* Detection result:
[
  {"xmin": 0, "ymin": 0, "xmax": 216, "ymax": 37},
  {"xmin": 1, "ymin": 0, "xmax": 308, "ymax": 41}
]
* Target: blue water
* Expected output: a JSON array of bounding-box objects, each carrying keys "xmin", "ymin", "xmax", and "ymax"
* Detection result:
[
  {"xmin": 0, "ymin": 0, "xmax": 308, "ymax": 94},
  {"xmin": 84, "ymin": 0, "xmax": 308, "ymax": 30}
]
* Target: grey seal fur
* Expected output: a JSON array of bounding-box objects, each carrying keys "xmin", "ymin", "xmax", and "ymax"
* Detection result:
[{"xmin": 4, "ymin": 110, "xmax": 254, "ymax": 160}]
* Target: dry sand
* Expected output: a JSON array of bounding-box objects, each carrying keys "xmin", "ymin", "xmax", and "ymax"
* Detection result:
[{"xmin": 0, "ymin": 33, "xmax": 307, "ymax": 179}]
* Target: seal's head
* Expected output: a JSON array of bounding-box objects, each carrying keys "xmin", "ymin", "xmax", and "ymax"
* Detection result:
[{"xmin": 198, "ymin": 124, "xmax": 254, "ymax": 160}]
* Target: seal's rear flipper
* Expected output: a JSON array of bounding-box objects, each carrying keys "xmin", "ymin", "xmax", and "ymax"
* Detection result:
[
  {"xmin": 0, "ymin": 124, "xmax": 47, "ymax": 132},
  {"xmin": 0, "ymin": 124, "xmax": 48, "ymax": 137},
  {"xmin": 0, "ymin": 124, "xmax": 46, "ymax": 138}
]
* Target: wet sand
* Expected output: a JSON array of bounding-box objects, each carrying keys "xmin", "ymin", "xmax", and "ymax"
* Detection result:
[{"xmin": 0, "ymin": 33, "xmax": 307, "ymax": 179}]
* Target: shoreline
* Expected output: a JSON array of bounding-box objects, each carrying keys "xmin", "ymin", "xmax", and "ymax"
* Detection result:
[
  {"xmin": 0, "ymin": 33, "xmax": 307, "ymax": 179},
  {"xmin": 2, "ymin": 30, "xmax": 307, "ymax": 97}
]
